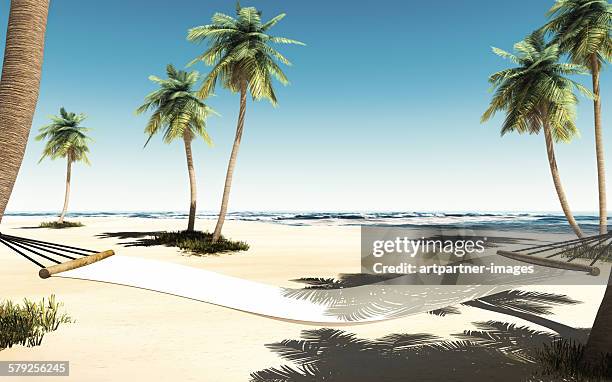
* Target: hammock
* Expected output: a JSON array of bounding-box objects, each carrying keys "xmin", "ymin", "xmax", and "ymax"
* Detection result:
[{"xmin": 0, "ymin": 231, "xmax": 606, "ymax": 324}]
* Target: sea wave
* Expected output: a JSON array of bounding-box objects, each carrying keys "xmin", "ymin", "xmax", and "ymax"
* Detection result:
[{"xmin": 4, "ymin": 211, "xmax": 604, "ymax": 233}]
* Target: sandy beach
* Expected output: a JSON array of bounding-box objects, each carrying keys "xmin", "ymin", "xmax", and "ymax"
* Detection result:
[{"xmin": 0, "ymin": 216, "xmax": 608, "ymax": 381}]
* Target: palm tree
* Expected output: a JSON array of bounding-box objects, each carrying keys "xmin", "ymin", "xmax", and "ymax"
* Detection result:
[
  {"xmin": 543, "ymin": 3, "xmax": 612, "ymax": 368},
  {"xmin": 481, "ymin": 31, "xmax": 593, "ymax": 238},
  {"xmin": 0, "ymin": 0, "xmax": 50, "ymax": 222},
  {"xmin": 187, "ymin": 2, "xmax": 304, "ymax": 242},
  {"xmin": 36, "ymin": 108, "xmax": 92, "ymax": 224},
  {"xmin": 136, "ymin": 64, "xmax": 215, "ymax": 232},
  {"xmin": 543, "ymin": 0, "xmax": 612, "ymax": 236}
]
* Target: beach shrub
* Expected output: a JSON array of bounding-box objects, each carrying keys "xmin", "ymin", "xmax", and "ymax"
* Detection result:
[
  {"xmin": 39, "ymin": 221, "xmax": 84, "ymax": 229},
  {"xmin": 146, "ymin": 230, "xmax": 249, "ymax": 255},
  {"xmin": 0, "ymin": 295, "xmax": 72, "ymax": 351},
  {"xmin": 535, "ymin": 338, "xmax": 612, "ymax": 381}
]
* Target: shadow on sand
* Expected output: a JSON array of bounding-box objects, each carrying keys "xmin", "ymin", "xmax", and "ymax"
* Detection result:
[
  {"xmin": 290, "ymin": 273, "xmax": 584, "ymax": 340},
  {"xmin": 250, "ymin": 322, "xmax": 591, "ymax": 382},
  {"xmin": 95, "ymin": 231, "xmax": 164, "ymax": 247}
]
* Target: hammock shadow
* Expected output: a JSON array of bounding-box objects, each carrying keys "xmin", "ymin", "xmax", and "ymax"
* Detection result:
[
  {"xmin": 95, "ymin": 231, "xmax": 163, "ymax": 247},
  {"xmin": 250, "ymin": 322, "xmax": 590, "ymax": 382}
]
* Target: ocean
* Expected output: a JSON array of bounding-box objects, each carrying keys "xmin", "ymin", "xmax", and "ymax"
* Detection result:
[{"xmin": 4, "ymin": 211, "xmax": 605, "ymax": 234}]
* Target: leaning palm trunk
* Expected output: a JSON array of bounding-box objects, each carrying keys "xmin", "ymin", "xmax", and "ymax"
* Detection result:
[
  {"xmin": 590, "ymin": 55, "xmax": 607, "ymax": 235},
  {"xmin": 0, "ymin": 0, "xmax": 50, "ymax": 222},
  {"xmin": 212, "ymin": 81, "xmax": 247, "ymax": 242},
  {"xmin": 543, "ymin": 121, "xmax": 584, "ymax": 238},
  {"xmin": 58, "ymin": 159, "xmax": 72, "ymax": 224},
  {"xmin": 184, "ymin": 132, "xmax": 197, "ymax": 231},
  {"xmin": 582, "ymin": 272, "xmax": 612, "ymax": 367}
]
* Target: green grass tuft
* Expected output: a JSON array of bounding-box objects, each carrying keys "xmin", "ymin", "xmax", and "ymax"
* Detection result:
[
  {"xmin": 39, "ymin": 221, "xmax": 84, "ymax": 229},
  {"xmin": 146, "ymin": 230, "xmax": 249, "ymax": 255},
  {"xmin": 535, "ymin": 338, "xmax": 612, "ymax": 381},
  {"xmin": 0, "ymin": 295, "xmax": 72, "ymax": 351}
]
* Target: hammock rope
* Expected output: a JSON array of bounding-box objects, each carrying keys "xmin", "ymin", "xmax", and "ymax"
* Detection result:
[
  {"xmin": 0, "ymin": 232, "xmax": 97, "ymax": 268},
  {"xmin": 496, "ymin": 231, "xmax": 612, "ymax": 275}
]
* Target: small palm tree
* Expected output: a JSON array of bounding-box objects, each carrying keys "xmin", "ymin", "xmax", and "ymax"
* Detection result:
[
  {"xmin": 481, "ymin": 31, "xmax": 592, "ymax": 238},
  {"xmin": 136, "ymin": 64, "xmax": 215, "ymax": 232},
  {"xmin": 187, "ymin": 2, "xmax": 304, "ymax": 242},
  {"xmin": 36, "ymin": 107, "xmax": 92, "ymax": 224},
  {"xmin": 543, "ymin": 0, "xmax": 612, "ymax": 236}
]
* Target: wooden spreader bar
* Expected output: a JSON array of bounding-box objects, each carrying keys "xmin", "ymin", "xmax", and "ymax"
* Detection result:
[
  {"xmin": 39, "ymin": 250, "xmax": 115, "ymax": 279},
  {"xmin": 497, "ymin": 250, "xmax": 600, "ymax": 276}
]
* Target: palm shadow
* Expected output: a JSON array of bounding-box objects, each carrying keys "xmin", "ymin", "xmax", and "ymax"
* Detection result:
[
  {"xmin": 95, "ymin": 231, "xmax": 163, "ymax": 247},
  {"xmin": 290, "ymin": 274, "xmax": 584, "ymax": 340},
  {"xmin": 250, "ymin": 321, "xmax": 590, "ymax": 382}
]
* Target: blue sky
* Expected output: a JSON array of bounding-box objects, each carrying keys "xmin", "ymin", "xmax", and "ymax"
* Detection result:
[{"xmin": 1, "ymin": 0, "xmax": 610, "ymax": 213}]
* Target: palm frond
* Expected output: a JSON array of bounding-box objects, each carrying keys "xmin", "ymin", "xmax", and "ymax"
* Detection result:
[
  {"xmin": 543, "ymin": 0, "xmax": 611, "ymax": 70},
  {"xmin": 476, "ymin": 290, "xmax": 580, "ymax": 316},
  {"xmin": 187, "ymin": 5, "xmax": 303, "ymax": 104},
  {"xmin": 136, "ymin": 65, "xmax": 216, "ymax": 146},
  {"xmin": 482, "ymin": 30, "xmax": 589, "ymax": 141},
  {"xmin": 37, "ymin": 107, "xmax": 92, "ymax": 164}
]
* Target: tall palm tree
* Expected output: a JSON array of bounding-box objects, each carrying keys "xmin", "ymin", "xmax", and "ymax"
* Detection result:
[
  {"xmin": 481, "ymin": 31, "xmax": 593, "ymax": 238},
  {"xmin": 36, "ymin": 108, "xmax": 92, "ymax": 224},
  {"xmin": 0, "ymin": 0, "xmax": 50, "ymax": 222},
  {"xmin": 187, "ymin": 2, "xmax": 304, "ymax": 242},
  {"xmin": 136, "ymin": 64, "xmax": 215, "ymax": 232},
  {"xmin": 543, "ymin": 0, "xmax": 612, "ymax": 236}
]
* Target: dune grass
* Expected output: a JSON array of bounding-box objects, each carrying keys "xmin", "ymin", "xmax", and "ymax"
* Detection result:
[
  {"xmin": 39, "ymin": 221, "xmax": 84, "ymax": 229},
  {"xmin": 0, "ymin": 295, "xmax": 72, "ymax": 351},
  {"xmin": 535, "ymin": 338, "xmax": 612, "ymax": 381},
  {"xmin": 146, "ymin": 230, "xmax": 249, "ymax": 255}
]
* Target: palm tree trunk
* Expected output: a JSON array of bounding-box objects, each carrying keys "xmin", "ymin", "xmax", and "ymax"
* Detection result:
[
  {"xmin": 58, "ymin": 159, "xmax": 72, "ymax": 224},
  {"xmin": 590, "ymin": 55, "xmax": 607, "ymax": 235},
  {"xmin": 583, "ymin": 57, "xmax": 612, "ymax": 365},
  {"xmin": 184, "ymin": 132, "xmax": 197, "ymax": 232},
  {"xmin": 0, "ymin": 0, "xmax": 50, "ymax": 222},
  {"xmin": 582, "ymin": 271, "xmax": 612, "ymax": 367},
  {"xmin": 212, "ymin": 80, "xmax": 247, "ymax": 242},
  {"xmin": 543, "ymin": 121, "xmax": 584, "ymax": 238}
]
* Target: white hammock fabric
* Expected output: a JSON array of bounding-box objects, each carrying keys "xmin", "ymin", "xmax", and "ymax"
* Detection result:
[{"xmin": 52, "ymin": 255, "xmax": 589, "ymax": 325}]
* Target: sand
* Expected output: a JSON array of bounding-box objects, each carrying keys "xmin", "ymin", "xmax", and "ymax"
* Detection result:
[{"xmin": 0, "ymin": 216, "xmax": 607, "ymax": 381}]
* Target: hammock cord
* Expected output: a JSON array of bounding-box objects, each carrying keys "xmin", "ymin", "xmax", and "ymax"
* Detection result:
[
  {"xmin": 0, "ymin": 232, "xmax": 97, "ymax": 268},
  {"xmin": 513, "ymin": 231, "xmax": 612, "ymax": 266}
]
